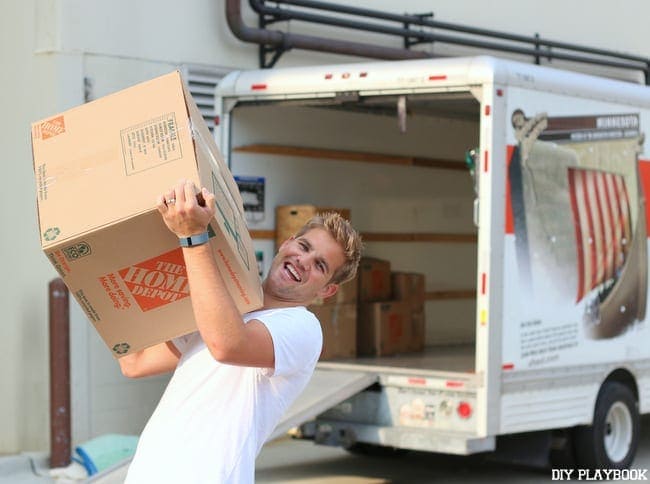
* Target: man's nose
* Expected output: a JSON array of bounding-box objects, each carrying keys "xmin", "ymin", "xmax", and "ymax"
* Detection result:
[{"xmin": 296, "ymin": 255, "xmax": 312, "ymax": 271}]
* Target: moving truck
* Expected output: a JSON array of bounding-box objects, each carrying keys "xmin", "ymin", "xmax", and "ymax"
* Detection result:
[{"xmin": 214, "ymin": 56, "xmax": 650, "ymax": 468}]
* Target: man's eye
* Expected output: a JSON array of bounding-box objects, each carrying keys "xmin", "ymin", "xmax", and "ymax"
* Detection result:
[
  {"xmin": 317, "ymin": 262, "xmax": 325, "ymax": 272},
  {"xmin": 299, "ymin": 243, "xmax": 308, "ymax": 251}
]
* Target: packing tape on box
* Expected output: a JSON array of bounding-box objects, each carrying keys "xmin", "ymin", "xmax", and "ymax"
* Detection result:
[{"xmin": 34, "ymin": 151, "xmax": 117, "ymax": 196}]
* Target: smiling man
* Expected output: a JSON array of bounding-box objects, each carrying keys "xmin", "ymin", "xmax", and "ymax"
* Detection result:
[{"xmin": 120, "ymin": 180, "xmax": 362, "ymax": 484}]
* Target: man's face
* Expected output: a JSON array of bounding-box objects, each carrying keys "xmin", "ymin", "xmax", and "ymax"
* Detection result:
[{"xmin": 264, "ymin": 228, "xmax": 345, "ymax": 305}]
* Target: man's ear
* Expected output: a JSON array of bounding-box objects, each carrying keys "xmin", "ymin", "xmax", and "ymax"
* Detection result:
[{"xmin": 317, "ymin": 283, "xmax": 339, "ymax": 300}]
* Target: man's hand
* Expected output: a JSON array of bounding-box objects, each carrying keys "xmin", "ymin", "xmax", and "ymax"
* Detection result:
[{"xmin": 157, "ymin": 179, "xmax": 216, "ymax": 237}]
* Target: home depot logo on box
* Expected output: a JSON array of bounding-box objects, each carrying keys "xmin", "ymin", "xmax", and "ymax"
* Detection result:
[
  {"xmin": 35, "ymin": 115, "xmax": 66, "ymax": 140},
  {"xmin": 100, "ymin": 247, "xmax": 190, "ymax": 312}
]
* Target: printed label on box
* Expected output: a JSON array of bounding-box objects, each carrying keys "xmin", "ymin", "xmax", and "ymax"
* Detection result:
[
  {"xmin": 36, "ymin": 164, "xmax": 48, "ymax": 201},
  {"xmin": 47, "ymin": 249, "xmax": 71, "ymax": 278},
  {"xmin": 98, "ymin": 272, "xmax": 133, "ymax": 311},
  {"xmin": 120, "ymin": 113, "xmax": 182, "ymax": 175},
  {"xmin": 75, "ymin": 289, "xmax": 100, "ymax": 322},
  {"xmin": 212, "ymin": 173, "xmax": 251, "ymax": 271},
  {"xmin": 62, "ymin": 241, "xmax": 92, "ymax": 261}
]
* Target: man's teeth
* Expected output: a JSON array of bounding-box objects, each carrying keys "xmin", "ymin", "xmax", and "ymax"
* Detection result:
[{"xmin": 286, "ymin": 263, "xmax": 301, "ymax": 282}]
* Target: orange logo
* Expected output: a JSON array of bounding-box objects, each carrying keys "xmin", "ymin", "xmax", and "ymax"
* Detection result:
[
  {"xmin": 40, "ymin": 115, "xmax": 66, "ymax": 140},
  {"xmin": 118, "ymin": 248, "xmax": 190, "ymax": 311}
]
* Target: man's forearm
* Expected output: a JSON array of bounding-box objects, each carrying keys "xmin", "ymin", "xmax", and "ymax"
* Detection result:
[
  {"xmin": 182, "ymin": 244, "xmax": 246, "ymax": 360},
  {"xmin": 117, "ymin": 341, "xmax": 180, "ymax": 378}
]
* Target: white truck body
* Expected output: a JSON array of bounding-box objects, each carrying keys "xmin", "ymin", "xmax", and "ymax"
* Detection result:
[{"xmin": 215, "ymin": 56, "xmax": 650, "ymax": 463}]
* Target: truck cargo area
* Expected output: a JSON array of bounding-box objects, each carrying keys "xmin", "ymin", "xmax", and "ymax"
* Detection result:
[
  {"xmin": 228, "ymin": 89, "xmax": 481, "ymax": 373},
  {"xmin": 320, "ymin": 343, "xmax": 475, "ymax": 374},
  {"xmin": 224, "ymin": 85, "xmax": 484, "ymax": 453}
]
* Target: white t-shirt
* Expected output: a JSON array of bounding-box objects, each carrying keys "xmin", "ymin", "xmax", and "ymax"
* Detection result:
[{"xmin": 125, "ymin": 306, "xmax": 322, "ymax": 484}]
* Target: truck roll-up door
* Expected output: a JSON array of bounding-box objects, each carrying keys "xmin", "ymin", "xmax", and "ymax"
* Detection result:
[{"xmin": 269, "ymin": 368, "xmax": 378, "ymax": 441}]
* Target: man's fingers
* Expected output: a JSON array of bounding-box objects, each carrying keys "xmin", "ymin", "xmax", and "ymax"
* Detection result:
[
  {"xmin": 183, "ymin": 180, "xmax": 198, "ymax": 207},
  {"xmin": 202, "ymin": 188, "xmax": 216, "ymax": 214},
  {"xmin": 156, "ymin": 195, "xmax": 168, "ymax": 213},
  {"xmin": 163, "ymin": 189, "xmax": 176, "ymax": 206},
  {"xmin": 161, "ymin": 179, "xmax": 210, "ymax": 211},
  {"xmin": 173, "ymin": 180, "xmax": 186, "ymax": 204}
]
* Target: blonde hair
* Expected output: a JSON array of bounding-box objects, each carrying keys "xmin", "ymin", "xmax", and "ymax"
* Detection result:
[{"xmin": 295, "ymin": 212, "xmax": 363, "ymax": 285}]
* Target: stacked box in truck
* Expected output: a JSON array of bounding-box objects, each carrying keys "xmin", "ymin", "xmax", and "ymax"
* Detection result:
[{"xmin": 216, "ymin": 56, "xmax": 650, "ymax": 468}]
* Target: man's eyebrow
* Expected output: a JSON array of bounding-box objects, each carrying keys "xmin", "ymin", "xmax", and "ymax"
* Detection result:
[{"xmin": 298, "ymin": 237, "xmax": 313, "ymax": 250}]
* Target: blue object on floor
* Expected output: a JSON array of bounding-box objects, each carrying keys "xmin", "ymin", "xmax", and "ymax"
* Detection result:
[{"xmin": 75, "ymin": 434, "xmax": 138, "ymax": 476}]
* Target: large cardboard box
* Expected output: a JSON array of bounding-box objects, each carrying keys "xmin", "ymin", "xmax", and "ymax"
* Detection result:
[
  {"xmin": 391, "ymin": 272, "xmax": 426, "ymax": 351},
  {"xmin": 358, "ymin": 257, "xmax": 391, "ymax": 302},
  {"xmin": 312, "ymin": 275, "xmax": 358, "ymax": 306},
  {"xmin": 406, "ymin": 305, "xmax": 426, "ymax": 352},
  {"xmin": 309, "ymin": 303, "xmax": 357, "ymax": 360},
  {"xmin": 358, "ymin": 301, "xmax": 412, "ymax": 356},
  {"xmin": 391, "ymin": 272, "xmax": 426, "ymax": 306},
  {"xmin": 32, "ymin": 71, "xmax": 264, "ymax": 357},
  {"xmin": 275, "ymin": 205, "xmax": 351, "ymax": 250}
]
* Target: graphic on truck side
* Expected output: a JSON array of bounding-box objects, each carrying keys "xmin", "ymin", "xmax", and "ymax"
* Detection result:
[{"xmin": 508, "ymin": 110, "xmax": 647, "ymax": 343}]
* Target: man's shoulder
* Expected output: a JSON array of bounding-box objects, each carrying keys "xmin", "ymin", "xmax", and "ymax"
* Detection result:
[
  {"xmin": 245, "ymin": 305, "xmax": 309, "ymax": 319},
  {"xmin": 245, "ymin": 306, "xmax": 320, "ymax": 331}
]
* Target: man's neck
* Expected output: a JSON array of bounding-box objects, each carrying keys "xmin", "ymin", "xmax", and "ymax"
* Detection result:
[{"xmin": 261, "ymin": 294, "xmax": 307, "ymax": 310}]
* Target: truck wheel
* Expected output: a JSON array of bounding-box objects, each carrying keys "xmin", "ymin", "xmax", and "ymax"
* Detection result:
[{"xmin": 573, "ymin": 382, "xmax": 639, "ymax": 469}]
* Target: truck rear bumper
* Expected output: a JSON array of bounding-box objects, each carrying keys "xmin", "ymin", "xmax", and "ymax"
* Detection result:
[{"xmin": 300, "ymin": 420, "xmax": 496, "ymax": 455}]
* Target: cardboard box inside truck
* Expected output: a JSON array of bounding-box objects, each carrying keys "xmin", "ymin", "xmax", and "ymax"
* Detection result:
[
  {"xmin": 32, "ymin": 71, "xmax": 263, "ymax": 357},
  {"xmin": 309, "ymin": 302, "xmax": 357, "ymax": 360},
  {"xmin": 391, "ymin": 272, "xmax": 425, "ymax": 304},
  {"xmin": 357, "ymin": 257, "xmax": 392, "ymax": 302},
  {"xmin": 357, "ymin": 300, "xmax": 412, "ymax": 356},
  {"xmin": 275, "ymin": 205, "xmax": 351, "ymax": 250},
  {"xmin": 391, "ymin": 272, "xmax": 426, "ymax": 351}
]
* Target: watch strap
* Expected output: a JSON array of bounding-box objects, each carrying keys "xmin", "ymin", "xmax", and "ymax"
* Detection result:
[{"xmin": 179, "ymin": 231, "xmax": 209, "ymax": 247}]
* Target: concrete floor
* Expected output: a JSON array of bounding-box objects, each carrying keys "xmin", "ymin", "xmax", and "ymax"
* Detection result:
[
  {"xmin": 254, "ymin": 416, "xmax": 650, "ymax": 483},
  {"xmin": 3, "ymin": 415, "xmax": 649, "ymax": 483}
]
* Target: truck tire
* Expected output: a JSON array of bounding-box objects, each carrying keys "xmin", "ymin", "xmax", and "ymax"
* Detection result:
[{"xmin": 573, "ymin": 382, "xmax": 639, "ymax": 469}]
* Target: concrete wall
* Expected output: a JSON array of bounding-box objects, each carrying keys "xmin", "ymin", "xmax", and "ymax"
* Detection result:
[{"xmin": 2, "ymin": 0, "xmax": 649, "ymax": 453}]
